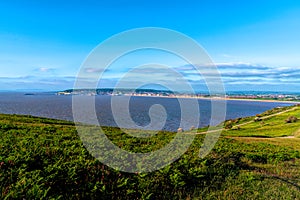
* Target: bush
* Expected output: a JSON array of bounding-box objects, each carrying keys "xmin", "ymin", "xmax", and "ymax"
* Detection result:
[
  {"xmin": 224, "ymin": 121, "xmax": 233, "ymax": 129},
  {"xmin": 254, "ymin": 117, "xmax": 262, "ymax": 122},
  {"xmin": 231, "ymin": 126, "xmax": 240, "ymax": 130},
  {"xmin": 285, "ymin": 116, "xmax": 298, "ymax": 123}
]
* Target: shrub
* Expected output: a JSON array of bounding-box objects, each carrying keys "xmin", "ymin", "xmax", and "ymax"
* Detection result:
[
  {"xmin": 224, "ymin": 121, "xmax": 233, "ymax": 129},
  {"xmin": 254, "ymin": 117, "xmax": 262, "ymax": 122},
  {"xmin": 285, "ymin": 116, "xmax": 298, "ymax": 123},
  {"xmin": 231, "ymin": 126, "xmax": 240, "ymax": 130}
]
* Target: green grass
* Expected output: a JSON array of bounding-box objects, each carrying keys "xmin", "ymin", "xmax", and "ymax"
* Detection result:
[
  {"xmin": 231, "ymin": 137, "xmax": 300, "ymax": 150},
  {"xmin": 222, "ymin": 105, "xmax": 300, "ymax": 137},
  {"xmin": 1, "ymin": 105, "xmax": 300, "ymax": 199}
]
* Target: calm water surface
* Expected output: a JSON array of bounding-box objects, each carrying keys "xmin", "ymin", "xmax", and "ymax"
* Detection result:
[{"xmin": 0, "ymin": 92, "xmax": 294, "ymax": 131}]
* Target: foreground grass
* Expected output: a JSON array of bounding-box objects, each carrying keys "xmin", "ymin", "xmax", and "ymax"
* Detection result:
[
  {"xmin": 231, "ymin": 137, "xmax": 300, "ymax": 151},
  {"xmin": 0, "ymin": 108, "xmax": 300, "ymax": 199}
]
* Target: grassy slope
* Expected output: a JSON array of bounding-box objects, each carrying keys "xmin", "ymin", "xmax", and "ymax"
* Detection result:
[
  {"xmin": 222, "ymin": 105, "xmax": 300, "ymax": 137},
  {"xmin": 0, "ymin": 106, "xmax": 300, "ymax": 199}
]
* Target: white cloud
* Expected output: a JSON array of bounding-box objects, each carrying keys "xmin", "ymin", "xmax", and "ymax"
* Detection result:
[
  {"xmin": 1, "ymin": 62, "xmax": 300, "ymax": 92},
  {"xmin": 34, "ymin": 67, "xmax": 56, "ymax": 74},
  {"xmin": 39, "ymin": 67, "xmax": 51, "ymax": 72}
]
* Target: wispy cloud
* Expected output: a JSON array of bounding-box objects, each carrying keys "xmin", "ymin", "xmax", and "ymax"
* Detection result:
[
  {"xmin": 1, "ymin": 62, "xmax": 300, "ymax": 92},
  {"xmin": 0, "ymin": 75, "xmax": 75, "ymax": 91},
  {"xmin": 84, "ymin": 67, "xmax": 106, "ymax": 73},
  {"xmin": 34, "ymin": 67, "xmax": 56, "ymax": 73},
  {"xmin": 175, "ymin": 62, "xmax": 300, "ymax": 80},
  {"xmin": 39, "ymin": 67, "xmax": 53, "ymax": 72}
]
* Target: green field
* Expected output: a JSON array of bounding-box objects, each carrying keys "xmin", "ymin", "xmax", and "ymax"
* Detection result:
[{"xmin": 1, "ymin": 106, "xmax": 300, "ymax": 199}]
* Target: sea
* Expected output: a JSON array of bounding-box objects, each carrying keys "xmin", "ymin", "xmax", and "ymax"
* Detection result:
[{"xmin": 0, "ymin": 92, "xmax": 295, "ymax": 132}]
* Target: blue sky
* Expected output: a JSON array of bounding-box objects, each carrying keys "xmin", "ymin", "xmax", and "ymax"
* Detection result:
[{"xmin": 1, "ymin": 0, "xmax": 300, "ymax": 92}]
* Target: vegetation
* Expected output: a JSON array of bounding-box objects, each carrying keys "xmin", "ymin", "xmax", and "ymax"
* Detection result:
[
  {"xmin": 1, "ymin": 105, "xmax": 300, "ymax": 199},
  {"xmin": 223, "ymin": 105, "xmax": 300, "ymax": 137},
  {"xmin": 286, "ymin": 116, "xmax": 298, "ymax": 123}
]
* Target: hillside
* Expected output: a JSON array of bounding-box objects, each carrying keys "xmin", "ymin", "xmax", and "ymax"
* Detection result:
[{"xmin": 0, "ymin": 106, "xmax": 300, "ymax": 199}]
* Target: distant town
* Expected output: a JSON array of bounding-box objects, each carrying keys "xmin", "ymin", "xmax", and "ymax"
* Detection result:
[{"xmin": 57, "ymin": 88, "xmax": 300, "ymax": 102}]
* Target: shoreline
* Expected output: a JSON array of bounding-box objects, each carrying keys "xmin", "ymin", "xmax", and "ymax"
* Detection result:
[
  {"xmin": 8, "ymin": 91, "xmax": 297, "ymax": 104},
  {"xmin": 129, "ymin": 94, "xmax": 300, "ymax": 104}
]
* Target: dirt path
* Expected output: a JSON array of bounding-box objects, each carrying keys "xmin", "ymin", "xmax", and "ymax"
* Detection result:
[
  {"xmin": 233, "ymin": 106, "xmax": 298, "ymax": 128},
  {"xmin": 194, "ymin": 106, "xmax": 298, "ymax": 135},
  {"xmin": 230, "ymin": 107, "xmax": 299, "ymax": 139},
  {"xmin": 277, "ymin": 135, "xmax": 296, "ymax": 139}
]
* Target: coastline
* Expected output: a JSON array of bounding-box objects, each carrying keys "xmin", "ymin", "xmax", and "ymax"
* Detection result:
[{"xmin": 129, "ymin": 94, "xmax": 300, "ymax": 104}]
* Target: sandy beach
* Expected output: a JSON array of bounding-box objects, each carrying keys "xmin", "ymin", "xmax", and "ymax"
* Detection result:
[{"xmin": 130, "ymin": 94, "xmax": 300, "ymax": 104}]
